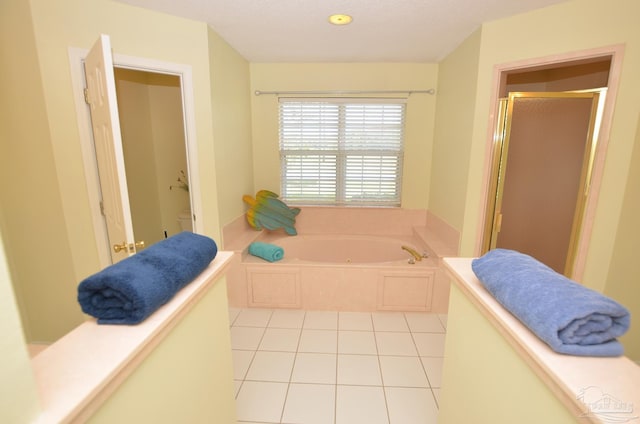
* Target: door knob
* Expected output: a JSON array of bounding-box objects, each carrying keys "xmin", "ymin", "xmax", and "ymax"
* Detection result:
[
  {"xmin": 113, "ymin": 241, "xmax": 145, "ymax": 253},
  {"xmin": 113, "ymin": 242, "xmax": 128, "ymax": 253}
]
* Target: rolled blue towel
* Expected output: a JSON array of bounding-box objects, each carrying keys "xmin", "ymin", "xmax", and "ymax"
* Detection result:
[
  {"xmin": 472, "ymin": 249, "xmax": 630, "ymax": 357},
  {"xmin": 78, "ymin": 232, "xmax": 217, "ymax": 325},
  {"xmin": 248, "ymin": 241, "xmax": 284, "ymax": 262}
]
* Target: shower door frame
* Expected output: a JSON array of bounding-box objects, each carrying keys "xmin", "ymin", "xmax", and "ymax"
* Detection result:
[
  {"xmin": 477, "ymin": 45, "xmax": 625, "ymax": 282},
  {"xmin": 484, "ymin": 91, "xmax": 602, "ymax": 276}
]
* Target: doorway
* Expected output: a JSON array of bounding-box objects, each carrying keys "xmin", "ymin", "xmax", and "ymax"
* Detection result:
[
  {"xmin": 481, "ymin": 53, "xmax": 618, "ymax": 279},
  {"xmin": 114, "ymin": 68, "xmax": 191, "ymax": 249},
  {"xmin": 69, "ymin": 45, "xmax": 203, "ymax": 269}
]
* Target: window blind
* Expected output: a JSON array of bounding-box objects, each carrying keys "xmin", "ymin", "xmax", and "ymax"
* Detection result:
[{"xmin": 279, "ymin": 99, "xmax": 405, "ymax": 206}]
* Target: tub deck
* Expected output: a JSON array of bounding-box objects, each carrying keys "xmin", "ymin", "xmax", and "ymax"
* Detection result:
[
  {"xmin": 224, "ymin": 207, "xmax": 460, "ymax": 313},
  {"xmin": 229, "ymin": 233, "xmax": 449, "ymax": 313}
]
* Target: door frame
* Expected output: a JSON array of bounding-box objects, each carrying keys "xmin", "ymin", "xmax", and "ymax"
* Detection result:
[
  {"xmin": 68, "ymin": 47, "xmax": 203, "ymax": 269},
  {"xmin": 485, "ymin": 91, "xmax": 602, "ymax": 276},
  {"xmin": 476, "ymin": 44, "xmax": 625, "ymax": 281}
]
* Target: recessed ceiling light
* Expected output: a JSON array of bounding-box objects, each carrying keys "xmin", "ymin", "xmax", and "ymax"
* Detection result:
[{"xmin": 328, "ymin": 14, "xmax": 353, "ymax": 25}]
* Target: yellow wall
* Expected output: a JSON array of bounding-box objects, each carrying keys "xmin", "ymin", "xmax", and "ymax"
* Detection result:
[
  {"xmin": 89, "ymin": 278, "xmax": 237, "ymax": 424},
  {"xmin": 429, "ymin": 28, "xmax": 482, "ymax": 230},
  {"xmin": 0, "ymin": 0, "xmax": 85, "ymax": 342},
  {"xmin": 116, "ymin": 70, "xmax": 164, "ymax": 246},
  {"xmin": 604, "ymin": 116, "xmax": 640, "ymax": 360},
  {"xmin": 249, "ymin": 63, "xmax": 438, "ymax": 209},
  {"xmin": 0, "ymin": 234, "xmax": 40, "ymax": 423},
  {"xmin": 0, "ymin": 0, "xmax": 233, "ymax": 342},
  {"xmin": 439, "ymin": 284, "xmax": 579, "ymax": 423},
  {"xmin": 116, "ymin": 70, "xmax": 191, "ymax": 246},
  {"xmin": 208, "ymin": 28, "xmax": 254, "ymax": 237},
  {"xmin": 432, "ymin": 0, "xmax": 640, "ymax": 359},
  {"xmin": 146, "ymin": 74, "xmax": 192, "ymax": 239},
  {"xmin": 463, "ymin": 0, "xmax": 640, "ymax": 276}
]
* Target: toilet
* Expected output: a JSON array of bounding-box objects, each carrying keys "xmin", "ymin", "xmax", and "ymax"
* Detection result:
[{"xmin": 177, "ymin": 210, "xmax": 193, "ymax": 232}]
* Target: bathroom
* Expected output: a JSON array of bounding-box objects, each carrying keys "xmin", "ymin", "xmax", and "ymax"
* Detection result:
[
  {"xmin": 114, "ymin": 68, "xmax": 193, "ymax": 247},
  {"xmin": 2, "ymin": 0, "xmax": 640, "ymax": 422}
]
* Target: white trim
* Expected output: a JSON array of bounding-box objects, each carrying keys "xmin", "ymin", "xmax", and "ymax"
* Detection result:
[
  {"xmin": 68, "ymin": 47, "xmax": 203, "ymax": 268},
  {"xmin": 69, "ymin": 47, "xmax": 111, "ymax": 268}
]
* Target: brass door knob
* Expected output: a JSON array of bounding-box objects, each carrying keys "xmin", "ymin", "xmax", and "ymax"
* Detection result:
[
  {"xmin": 113, "ymin": 242, "xmax": 128, "ymax": 253},
  {"xmin": 113, "ymin": 241, "xmax": 146, "ymax": 253}
]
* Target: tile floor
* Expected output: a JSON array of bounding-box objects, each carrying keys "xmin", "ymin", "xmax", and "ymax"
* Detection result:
[{"xmin": 229, "ymin": 307, "xmax": 447, "ymax": 424}]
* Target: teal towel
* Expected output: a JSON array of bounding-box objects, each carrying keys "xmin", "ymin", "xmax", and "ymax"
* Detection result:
[{"xmin": 249, "ymin": 242, "xmax": 284, "ymax": 262}]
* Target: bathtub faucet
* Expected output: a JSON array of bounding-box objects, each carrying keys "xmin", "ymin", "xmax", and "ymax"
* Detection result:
[{"xmin": 401, "ymin": 245, "xmax": 424, "ymax": 262}]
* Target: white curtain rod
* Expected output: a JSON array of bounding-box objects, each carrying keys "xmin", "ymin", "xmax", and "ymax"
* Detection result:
[{"xmin": 254, "ymin": 88, "xmax": 435, "ymax": 96}]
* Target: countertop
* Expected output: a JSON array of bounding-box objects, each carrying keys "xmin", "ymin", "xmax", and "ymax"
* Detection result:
[
  {"xmin": 443, "ymin": 257, "xmax": 639, "ymax": 424},
  {"xmin": 31, "ymin": 251, "xmax": 234, "ymax": 424}
]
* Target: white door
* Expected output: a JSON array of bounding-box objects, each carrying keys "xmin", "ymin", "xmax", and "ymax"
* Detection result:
[{"xmin": 84, "ymin": 34, "xmax": 137, "ymax": 263}]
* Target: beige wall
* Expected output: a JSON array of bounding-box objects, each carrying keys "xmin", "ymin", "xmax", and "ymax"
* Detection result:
[
  {"xmin": 208, "ymin": 28, "xmax": 255, "ymax": 238},
  {"xmin": 249, "ymin": 63, "xmax": 438, "ymax": 209}
]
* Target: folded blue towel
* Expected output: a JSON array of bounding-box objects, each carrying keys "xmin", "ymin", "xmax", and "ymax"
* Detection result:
[
  {"xmin": 248, "ymin": 242, "xmax": 284, "ymax": 262},
  {"xmin": 472, "ymin": 249, "xmax": 630, "ymax": 357},
  {"xmin": 78, "ymin": 232, "xmax": 217, "ymax": 324}
]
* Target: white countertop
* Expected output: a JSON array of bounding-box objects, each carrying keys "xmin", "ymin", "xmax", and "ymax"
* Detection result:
[
  {"xmin": 444, "ymin": 257, "xmax": 639, "ymax": 424},
  {"xmin": 31, "ymin": 251, "xmax": 234, "ymax": 424}
]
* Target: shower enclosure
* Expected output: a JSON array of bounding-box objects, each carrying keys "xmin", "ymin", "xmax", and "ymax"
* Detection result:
[{"xmin": 483, "ymin": 91, "xmax": 602, "ymax": 276}]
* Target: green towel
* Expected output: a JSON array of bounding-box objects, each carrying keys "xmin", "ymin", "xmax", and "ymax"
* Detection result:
[{"xmin": 248, "ymin": 242, "xmax": 284, "ymax": 262}]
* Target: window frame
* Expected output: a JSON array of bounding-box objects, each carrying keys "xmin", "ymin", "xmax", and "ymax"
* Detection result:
[{"xmin": 278, "ymin": 97, "xmax": 406, "ymax": 207}]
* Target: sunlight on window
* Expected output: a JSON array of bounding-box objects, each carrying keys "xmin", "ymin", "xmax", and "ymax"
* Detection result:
[{"xmin": 279, "ymin": 99, "xmax": 405, "ymax": 206}]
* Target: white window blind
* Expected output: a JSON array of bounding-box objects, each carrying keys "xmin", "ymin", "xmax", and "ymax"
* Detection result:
[{"xmin": 279, "ymin": 99, "xmax": 406, "ymax": 206}]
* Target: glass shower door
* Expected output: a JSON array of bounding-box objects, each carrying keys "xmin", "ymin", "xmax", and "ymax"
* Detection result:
[{"xmin": 487, "ymin": 92, "xmax": 600, "ymax": 276}]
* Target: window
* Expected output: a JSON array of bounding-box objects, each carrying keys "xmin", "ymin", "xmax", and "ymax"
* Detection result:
[{"xmin": 279, "ymin": 99, "xmax": 406, "ymax": 206}]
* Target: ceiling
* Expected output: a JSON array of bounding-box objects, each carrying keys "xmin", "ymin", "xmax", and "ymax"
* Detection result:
[{"xmin": 117, "ymin": 0, "xmax": 569, "ymax": 63}]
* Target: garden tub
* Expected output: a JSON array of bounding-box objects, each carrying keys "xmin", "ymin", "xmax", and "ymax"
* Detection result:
[{"xmin": 235, "ymin": 232, "xmax": 450, "ymax": 312}]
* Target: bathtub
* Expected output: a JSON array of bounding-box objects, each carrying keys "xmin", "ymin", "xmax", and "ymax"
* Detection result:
[
  {"xmin": 234, "ymin": 232, "xmax": 450, "ymax": 312},
  {"xmin": 254, "ymin": 233, "xmax": 433, "ymax": 265}
]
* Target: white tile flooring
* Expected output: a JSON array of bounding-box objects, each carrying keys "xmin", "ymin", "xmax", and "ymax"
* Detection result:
[{"xmin": 229, "ymin": 307, "xmax": 447, "ymax": 424}]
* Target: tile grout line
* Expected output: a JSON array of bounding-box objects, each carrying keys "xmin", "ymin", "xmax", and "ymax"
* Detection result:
[
  {"xmin": 406, "ymin": 312, "xmax": 441, "ymax": 419},
  {"xmin": 278, "ymin": 310, "xmax": 306, "ymax": 424},
  {"xmin": 233, "ymin": 309, "xmax": 271, "ymax": 418},
  {"xmin": 228, "ymin": 309, "xmax": 248, "ymax": 401},
  {"xmin": 334, "ymin": 312, "xmax": 342, "ymax": 424},
  {"xmin": 372, "ymin": 313, "xmax": 392, "ymax": 424},
  {"xmin": 407, "ymin": 313, "xmax": 444, "ymax": 412},
  {"xmin": 231, "ymin": 311, "xmax": 264, "ymax": 400}
]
